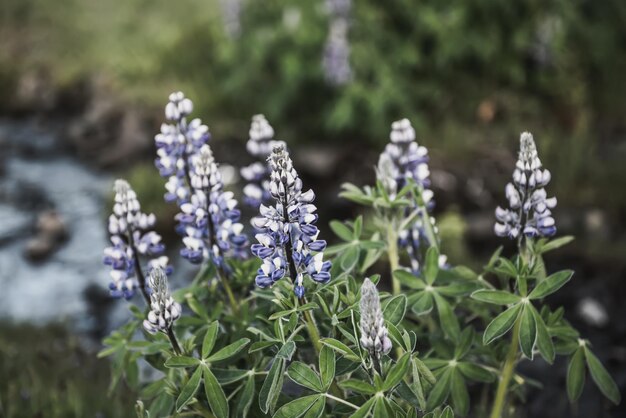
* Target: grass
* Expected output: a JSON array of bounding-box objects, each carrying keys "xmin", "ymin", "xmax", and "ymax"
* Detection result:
[{"xmin": 0, "ymin": 322, "xmax": 135, "ymax": 418}]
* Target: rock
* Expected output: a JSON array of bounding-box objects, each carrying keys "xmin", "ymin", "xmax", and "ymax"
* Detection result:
[
  {"xmin": 36, "ymin": 210, "xmax": 68, "ymax": 242},
  {"xmin": 24, "ymin": 236, "xmax": 54, "ymax": 262}
]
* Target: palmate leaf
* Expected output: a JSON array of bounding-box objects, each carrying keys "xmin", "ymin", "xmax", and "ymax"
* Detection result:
[
  {"xmin": 348, "ymin": 397, "xmax": 376, "ymax": 418},
  {"xmin": 383, "ymin": 353, "xmax": 411, "ymax": 391},
  {"xmin": 260, "ymin": 358, "xmax": 287, "ymax": 414},
  {"xmin": 529, "ymin": 304, "xmax": 555, "ymax": 363},
  {"xmin": 426, "ymin": 367, "xmax": 453, "ymax": 411},
  {"xmin": 206, "ymin": 338, "xmax": 250, "ymax": 362},
  {"xmin": 319, "ymin": 345, "xmax": 336, "ymax": 391},
  {"xmin": 483, "ymin": 303, "xmax": 522, "ymax": 345},
  {"xmin": 567, "ymin": 347, "xmax": 585, "ymax": 402},
  {"xmin": 287, "ymin": 362, "xmax": 323, "ymax": 392},
  {"xmin": 471, "ymin": 290, "xmax": 520, "ymax": 305},
  {"xmin": 236, "ymin": 375, "xmax": 255, "ymax": 418},
  {"xmin": 518, "ymin": 305, "xmax": 537, "ymax": 359},
  {"xmin": 584, "ymin": 347, "xmax": 621, "ymax": 404},
  {"xmin": 203, "ymin": 365, "xmax": 229, "ymax": 418},
  {"xmin": 433, "ymin": 293, "xmax": 460, "ymax": 342},
  {"xmin": 424, "ymin": 246, "xmax": 440, "ymax": 285},
  {"xmin": 202, "ymin": 321, "xmax": 219, "ymax": 359},
  {"xmin": 175, "ymin": 366, "xmax": 202, "ymax": 412},
  {"xmin": 450, "ymin": 369, "xmax": 469, "ymax": 417},
  {"xmin": 383, "ymin": 294, "xmax": 407, "ymax": 325},
  {"xmin": 273, "ymin": 394, "xmax": 324, "ymax": 418},
  {"xmin": 529, "ymin": 270, "xmax": 574, "ymax": 299}
]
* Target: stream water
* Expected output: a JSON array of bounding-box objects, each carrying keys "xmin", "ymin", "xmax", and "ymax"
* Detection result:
[{"xmin": 0, "ymin": 118, "xmax": 115, "ymax": 329}]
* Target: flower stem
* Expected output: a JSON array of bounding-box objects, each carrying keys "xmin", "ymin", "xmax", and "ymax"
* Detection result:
[
  {"xmin": 300, "ymin": 297, "xmax": 323, "ymax": 355},
  {"xmin": 220, "ymin": 275, "xmax": 239, "ymax": 316},
  {"xmin": 490, "ymin": 320, "xmax": 520, "ymax": 418},
  {"xmin": 386, "ymin": 223, "xmax": 401, "ymax": 295},
  {"xmin": 167, "ymin": 327, "xmax": 182, "ymax": 355}
]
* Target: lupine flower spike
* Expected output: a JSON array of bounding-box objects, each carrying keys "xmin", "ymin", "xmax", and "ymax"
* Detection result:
[
  {"xmin": 154, "ymin": 92, "xmax": 210, "ymax": 205},
  {"xmin": 178, "ymin": 144, "xmax": 248, "ymax": 269},
  {"xmin": 495, "ymin": 132, "xmax": 557, "ymax": 241},
  {"xmin": 240, "ymin": 115, "xmax": 286, "ymax": 208},
  {"xmin": 323, "ymin": 0, "xmax": 353, "ymax": 85},
  {"xmin": 359, "ymin": 278, "xmax": 392, "ymax": 371},
  {"xmin": 378, "ymin": 118, "xmax": 445, "ymax": 274},
  {"xmin": 143, "ymin": 267, "xmax": 182, "ymax": 354},
  {"xmin": 103, "ymin": 179, "xmax": 171, "ymax": 301},
  {"xmin": 252, "ymin": 144, "xmax": 331, "ymax": 298}
]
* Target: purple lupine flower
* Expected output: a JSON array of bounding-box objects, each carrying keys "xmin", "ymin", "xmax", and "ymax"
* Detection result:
[
  {"xmin": 323, "ymin": 0, "xmax": 352, "ymax": 86},
  {"xmin": 103, "ymin": 179, "xmax": 171, "ymax": 300},
  {"xmin": 154, "ymin": 92, "xmax": 210, "ymax": 205},
  {"xmin": 251, "ymin": 144, "xmax": 330, "ymax": 297},
  {"xmin": 495, "ymin": 132, "xmax": 557, "ymax": 239},
  {"xmin": 240, "ymin": 115, "xmax": 285, "ymax": 208},
  {"xmin": 143, "ymin": 267, "xmax": 181, "ymax": 334},
  {"xmin": 178, "ymin": 145, "xmax": 248, "ymax": 268},
  {"xmin": 378, "ymin": 118, "xmax": 444, "ymax": 274},
  {"xmin": 323, "ymin": 19, "xmax": 352, "ymax": 86}
]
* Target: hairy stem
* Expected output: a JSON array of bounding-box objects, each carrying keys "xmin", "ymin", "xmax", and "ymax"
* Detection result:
[
  {"xmin": 167, "ymin": 327, "xmax": 182, "ymax": 355},
  {"xmin": 300, "ymin": 297, "xmax": 323, "ymax": 355},
  {"xmin": 324, "ymin": 393, "xmax": 360, "ymax": 410},
  {"xmin": 386, "ymin": 223, "xmax": 401, "ymax": 295},
  {"xmin": 490, "ymin": 320, "xmax": 520, "ymax": 418}
]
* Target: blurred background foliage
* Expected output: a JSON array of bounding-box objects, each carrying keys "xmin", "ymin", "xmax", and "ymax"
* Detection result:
[
  {"xmin": 1, "ymin": 0, "xmax": 625, "ymax": 416},
  {"xmin": 1, "ymin": 0, "xmax": 626, "ymax": 213}
]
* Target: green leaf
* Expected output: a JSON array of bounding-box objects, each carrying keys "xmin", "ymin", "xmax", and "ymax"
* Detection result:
[
  {"xmin": 528, "ymin": 270, "xmax": 574, "ymax": 299},
  {"xmin": 206, "ymin": 338, "xmax": 250, "ymax": 362},
  {"xmin": 493, "ymin": 257, "xmax": 518, "ymax": 278},
  {"xmin": 567, "ymin": 348, "xmax": 585, "ymax": 402},
  {"xmin": 341, "ymin": 245, "xmax": 360, "ymax": 271},
  {"xmin": 273, "ymin": 394, "xmax": 323, "ymax": 418},
  {"xmin": 383, "ymin": 353, "xmax": 411, "ymax": 391},
  {"xmin": 260, "ymin": 358, "xmax": 286, "ymax": 414},
  {"xmin": 249, "ymin": 341, "xmax": 277, "ymax": 354},
  {"xmin": 287, "ymin": 362, "xmax": 323, "ymax": 392},
  {"xmin": 203, "ymin": 366, "xmax": 229, "ymax": 418},
  {"xmin": 320, "ymin": 338, "xmax": 360, "ymax": 362},
  {"xmin": 164, "ymin": 356, "xmax": 201, "ymax": 368},
  {"xmin": 411, "ymin": 292, "xmax": 434, "ymax": 315},
  {"xmin": 176, "ymin": 366, "xmax": 202, "ymax": 412},
  {"xmin": 348, "ymin": 397, "xmax": 376, "ymax": 418},
  {"xmin": 276, "ymin": 341, "xmax": 297, "ymax": 360},
  {"xmin": 383, "ymin": 295, "xmax": 407, "ymax": 325},
  {"xmin": 302, "ymin": 396, "xmax": 326, "ymax": 418},
  {"xmin": 450, "ymin": 369, "xmax": 469, "ymax": 417},
  {"xmin": 471, "ymin": 290, "xmax": 520, "ymax": 305},
  {"xmin": 530, "ymin": 305, "xmax": 555, "ymax": 364},
  {"xmin": 424, "ymin": 246, "xmax": 440, "ymax": 285},
  {"xmin": 584, "ymin": 347, "xmax": 621, "ymax": 404},
  {"xmin": 236, "ymin": 375, "xmax": 255, "ymax": 418},
  {"xmin": 393, "ymin": 270, "xmax": 425, "ymax": 289},
  {"xmin": 319, "ymin": 346, "xmax": 336, "ymax": 391},
  {"xmin": 458, "ymin": 362, "xmax": 494, "ymax": 383},
  {"xmin": 434, "ymin": 293, "xmax": 460, "ymax": 341},
  {"xmin": 330, "ymin": 220, "xmax": 354, "ymax": 241},
  {"xmin": 519, "ymin": 305, "xmax": 537, "ymax": 359},
  {"xmin": 212, "ymin": 368, "xmax": 249, "ymax": 385},
  {"xmin": 539, "ymin": 236, "xmax": 574, "ymax": 253},
  {"xmin": 373, "ymin": 397, "xmax": 388, "ymax": 418},
  {"xmin": 426, "ymin": 367, "xmax": 452, "ymax": 411},
  {"xmin": 483, "ymin": 303, "xmax": 522, "ymax": 345},
  {"xmin": 202, "ymin": 321, "xmax": 219, "ymax": 359},
  {"xmin": 338, "ymin": 379, "xmax": 376, "ymax": 395},
  {"xmin": 440, "ymin": 405, "xmax": 455, "ymax": 418}
]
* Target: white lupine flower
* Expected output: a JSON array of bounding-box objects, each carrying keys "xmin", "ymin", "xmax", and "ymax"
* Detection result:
[
  {"xmin": 359, "ymin": 278, "xmax": 392, "ymax": 357},
  {"xmin": 143, "ymin": 268, "xmax": 181, "ymax": 334}
]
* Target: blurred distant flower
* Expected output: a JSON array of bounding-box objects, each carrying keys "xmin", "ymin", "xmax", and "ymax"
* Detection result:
[
  {"xmin": 252, "ymin": 144, "xmax": 330, "ymax": 297},
  {"xmin": 379, "ymin": 118, "xmax": 443, "ymax": 274},
  {"xmin": 359, "ymin": 278, "xmax": 392, "ymax": 359},
  {"xmin": 103, "ymin": 179, "xmax": 171, "ymax": 300},
  {"xmin": 323, "ymin": 0, "xmax": 352, "ymax": 85},
  {"xmin": 154, "ymin": 92, "xmax": 210, "ymax": 205},
  {"xmin": 495, "ymin": 132, "xmax": 557, "ymax": 240},
  {"xmin": 323, "ymin": 19, "xmax": 352, "ymax": 86},
  {"xmin": 143, "ymin": 267, "xmax": 181, "ymax": 334},
  {"xmin": 178, "ymin": 145, "xmax": 248, "ymax": 268},
  {"xmin": 220, "ymin": 0, "xmax": 242, "ymax": 38},
  {"xmin": 240, "ymin": 115, "xmax": 286, "ymax": 208}
]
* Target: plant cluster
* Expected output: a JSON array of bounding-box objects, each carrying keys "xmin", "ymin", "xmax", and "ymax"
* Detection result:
[{"xmin": 100, "ymin": 93, "xmax": 620, "ymax": 418}]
